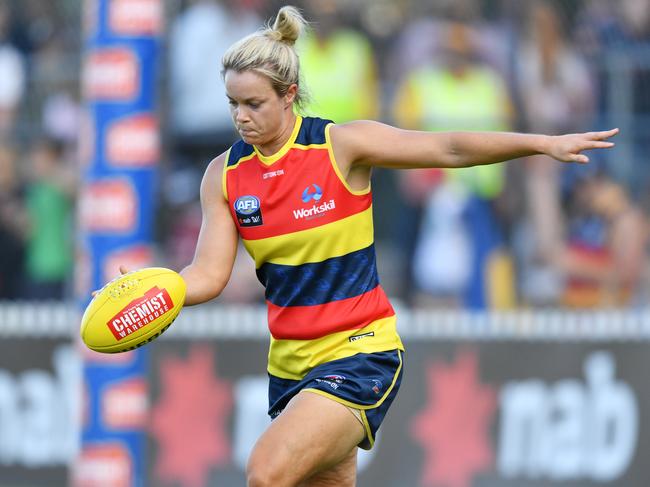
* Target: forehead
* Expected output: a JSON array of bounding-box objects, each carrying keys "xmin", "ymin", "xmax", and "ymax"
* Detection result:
[{"xmin": 224, "ymin": 70, "xmax": 275, "ymax": 99}]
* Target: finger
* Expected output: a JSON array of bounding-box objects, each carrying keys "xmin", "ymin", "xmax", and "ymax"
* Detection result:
[
  {"xmin": 586, "ymin": 141, "xmax": 615, "ymax": 149},
  {"xmin": 570, "ymin": 153, "xmax": 589, "ymax": 164},
  {"xmin": 119, "ymin": 265, "xmax": 130, "ymax": 275},
  {"xmin": 593, "ymin": 128, "xmax": 619, "ymax": 140},
  {"xmin": 91, "ymin": 290, "xmax": 99, "ymax": 297}
]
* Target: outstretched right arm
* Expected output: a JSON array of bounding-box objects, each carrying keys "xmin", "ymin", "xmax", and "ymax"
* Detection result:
[{"xmin": 180, "ymin": 153, "xmax": 239, "ymax": 305}]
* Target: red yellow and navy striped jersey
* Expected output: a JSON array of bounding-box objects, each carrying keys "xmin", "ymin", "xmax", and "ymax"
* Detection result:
[{"xmin": 223, "ymin": 115, "xmax": 404, "ymax": 380}]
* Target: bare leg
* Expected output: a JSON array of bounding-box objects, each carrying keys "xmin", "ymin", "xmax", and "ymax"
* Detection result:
[
  {"xmin": 300, "ymin": 447, "xmax": 357, "ymax": 487},
  {"xmin": 247, "ymin": 391, "xmax": 365, "ymax": 487}
]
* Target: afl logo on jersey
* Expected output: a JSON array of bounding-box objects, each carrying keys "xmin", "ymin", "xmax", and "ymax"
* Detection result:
[
  {"xmin": 234, "ymin": 195, "xmax": 263, "ymax": 227},
  {"xmin": 302, "ymin": 184, "xmax": 323, "ymax": 203}
]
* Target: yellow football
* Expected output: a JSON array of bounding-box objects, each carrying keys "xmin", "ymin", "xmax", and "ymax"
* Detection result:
[{"xmin": 80, "ymin": 267, "xmax": 186, "ymax": 353}]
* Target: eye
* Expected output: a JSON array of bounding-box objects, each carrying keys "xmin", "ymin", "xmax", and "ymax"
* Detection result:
[
  {"xmin": 249, "ymin": 102, "xmax": 261, "ymax": 109},
  {"xmin": 227, "ymin": 99, "xmax": 237, "ymax": 107}
]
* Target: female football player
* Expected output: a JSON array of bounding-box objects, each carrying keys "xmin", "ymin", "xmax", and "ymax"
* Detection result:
[{"xmin": 176, "ymin": 6, "xmax": 616, "ymax": 487}]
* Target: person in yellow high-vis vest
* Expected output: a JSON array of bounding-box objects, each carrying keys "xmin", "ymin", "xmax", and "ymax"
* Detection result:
[
  {"xmin": 298, "ymin": 5, "xmax": 379, "ymax": 123},
  {"xmin": 393, "ymin": 21, "xmax": 516, "ymax": 308}
]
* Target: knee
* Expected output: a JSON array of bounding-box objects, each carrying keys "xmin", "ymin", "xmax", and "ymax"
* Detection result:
[
  {"xmin": 246, "ymin": 447, "xmax": 290, "ymax": 487},
  {"xmin": 246, "ymin": 469, "xmax": 272, "ymax": 487}
]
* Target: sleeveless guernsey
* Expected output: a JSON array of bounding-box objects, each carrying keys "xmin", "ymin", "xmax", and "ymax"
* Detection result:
[{"xmin": 223, "ymin": 115, "xmax": 404, "ymax": 380}]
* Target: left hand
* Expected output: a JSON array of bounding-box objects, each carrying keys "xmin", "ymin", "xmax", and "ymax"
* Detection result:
[
  {"xmin": 547, "ymin": 128, "xmax": 619, "ymax": 164},
  {"xmin": 91, "ymin": 265, "xmax": 131, "ymax": 297}
]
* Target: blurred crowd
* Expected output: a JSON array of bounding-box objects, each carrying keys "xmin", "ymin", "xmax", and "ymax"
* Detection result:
[
  {"xmin": 1, "ymin": 0, "xmax": 650, "ymax": 310},
  {"xmin": 0, "ymin": 0, "xmax": 79, "ymax": 301}
]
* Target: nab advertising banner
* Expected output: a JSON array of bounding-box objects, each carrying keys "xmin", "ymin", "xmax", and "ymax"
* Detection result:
[
  {"xmin": 77, "ymin": 1, "xmax": 163, "ymax": 486},
  {"xmin": 1, "ymin": 325, "xmax": 649, "ymax": 487},
  {"xmin": 145, "ymin": 340, "xmax": 647, "ymax": 487},
  {"xmin": 0, "ymin": 338, "xmax": 79, "ymax": 487}
]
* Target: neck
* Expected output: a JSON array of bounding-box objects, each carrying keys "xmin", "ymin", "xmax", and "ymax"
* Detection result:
[{"xmin": 256, "ymin": 112, "xmax": 297, "ymax": 157}]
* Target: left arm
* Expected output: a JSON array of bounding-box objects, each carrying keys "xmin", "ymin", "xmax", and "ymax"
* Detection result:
[{"xmin": 329, "ymin": 121, "xmax": 618, "ymax": 171}]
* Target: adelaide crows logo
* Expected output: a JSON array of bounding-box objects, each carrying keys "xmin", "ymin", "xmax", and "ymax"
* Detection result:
[{"xmin": 302, "ymin": 184, "xmax": 323, "ymax": 203}]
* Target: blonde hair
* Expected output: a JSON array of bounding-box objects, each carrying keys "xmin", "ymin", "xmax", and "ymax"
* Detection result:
[{"xmin": 222, "ymin": 6, "xmax": 309, "ymax": 109}]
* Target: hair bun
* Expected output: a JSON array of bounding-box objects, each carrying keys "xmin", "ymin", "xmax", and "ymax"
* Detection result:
[{"xmin": 270, "ymin": 6, "xmax": 307, "ymax": 46}]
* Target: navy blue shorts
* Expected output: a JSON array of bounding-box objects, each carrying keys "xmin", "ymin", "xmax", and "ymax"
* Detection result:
[{"xmin": 268, "ymin": 349, "xmax": 404, "ymax": 450}]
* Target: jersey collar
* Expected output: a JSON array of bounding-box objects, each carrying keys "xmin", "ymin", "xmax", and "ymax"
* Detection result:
[{"xmin": 254, "ymin": 115, "xmax": 302, "ymax": 166}]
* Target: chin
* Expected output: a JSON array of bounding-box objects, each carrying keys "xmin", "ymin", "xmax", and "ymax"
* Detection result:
[{"xmin": 240, "ymin": 133, "xmax": 258, "ymax": 144}]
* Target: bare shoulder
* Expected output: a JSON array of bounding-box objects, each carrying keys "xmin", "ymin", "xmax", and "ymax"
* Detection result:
[
  {"xmin": 329, "ymin": 120, "xmax": 384, "ymax": 168},
  {"xmin": 200, "ymin": 151, "xmax": 229, "ymax": 203},
  {"xmin": 205, "ymin": 151, "xmax": 228, "ymax": 178},
  {"xmin": 329, "ymin": 120, "xmax": 410, "ymax": 168},
  {"xmin": 329, "ymin": 120, "xmax": 382, "ymax": 143}
]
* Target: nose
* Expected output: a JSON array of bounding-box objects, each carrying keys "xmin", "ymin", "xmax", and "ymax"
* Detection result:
[{"xmin": 234, "ymin": 105, "xmax": 251, "ymax": 125}]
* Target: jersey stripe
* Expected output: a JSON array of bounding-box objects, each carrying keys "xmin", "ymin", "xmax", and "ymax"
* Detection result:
[
  {"xmin": 242, "ymin": 205, "xmax": 374, "ymax": 267},
  {"xmin": 267, "ymin": 285, "xmax": 394, "ymax": 340},
  {"xmin": 230, "ymin": 148, "xmax": 372, "ymax": 241},
  {"xmin": 258, "ymin": 244, "xmax": 379, "ymax": 307},
  {"xmin": 268, "ymin": 315, "xmax": 402, "ymax": 380}
]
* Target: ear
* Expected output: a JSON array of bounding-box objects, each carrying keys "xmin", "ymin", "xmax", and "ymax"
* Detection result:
[{"xmin": 284, "ymin": 83, "xmax": 298, "ymax": 107}]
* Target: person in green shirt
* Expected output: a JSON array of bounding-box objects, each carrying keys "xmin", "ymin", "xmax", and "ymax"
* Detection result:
[{"xmin": 22, "ymin": 137, "xmax": 76, "ymax": 300}]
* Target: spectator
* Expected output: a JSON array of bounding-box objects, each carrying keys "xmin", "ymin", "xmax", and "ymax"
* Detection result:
[
  {"xmin": 393, "ymin": 21, "xmax": 513, "ymax": 190},
  {"xmin": 41, "ymin": 83, "xmax": 80, "ymax": 146},
  {"xmin": 0, "ymin": 0, "xmax": 25, "ymax": 135},
  {"xmin": 29, "ymin": 25, "xmax": 80, "ymax": 146},
  {"xmin": 168, "ymin": 0, "xmax": 260, "ymax": 159},
  {"xmin": 387, "ymin": 0, "xmax": 511, "ymax": 92},
  {"xmin": 514, "ymin": 0, "xmax": 595, "ymax": 306},
  {"xmin": 0, "ymin": 143, "xmax": 26, "ymax": 299},
  {"xmin": 298, "ymin": 0, "xmax": 380, "ymax": 122},
  {"xmin": 577, "ymin": 0, "xmax": 650, "ymax": 194},
  {"xmin": 392, "ymin": 20, "xmax": 515, "ymax": 308},
  {"xmin": 21, "ymin": 137, "xmax": 76, "ymax": 300},
  {"xmin": 554, "ymin": 173, "xmax": 649, "ymax": 308},
  {"xmin": 517, "ymin": 1, "xmax": 594, "ymax": 135}
]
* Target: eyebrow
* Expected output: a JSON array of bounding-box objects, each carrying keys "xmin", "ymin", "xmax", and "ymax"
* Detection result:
[{"xmin": 227, "ymin": 95, "xmax": 264, "ymax": 103}]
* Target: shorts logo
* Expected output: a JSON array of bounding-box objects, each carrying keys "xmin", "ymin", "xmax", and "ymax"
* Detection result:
[
  {"xmin": 301, "ymin": 184, "xmax": 323, "ymax": 203},
  {"xmin": 371, "ymin": 379, "xmax": 383, "ymax": 395},
  {"xmin": 349, "ymin": 331, "xmax": 375, "ymax": 342},
  {"xmin": 315, "ymin": 374, "xmax": 346, "ymax": 390},
  {"xmin": 234, "ymin": 195, "xmax": 263, "ymax": 227}
]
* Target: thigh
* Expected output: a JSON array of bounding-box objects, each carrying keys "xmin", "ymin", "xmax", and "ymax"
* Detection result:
[{"xmin": 250, "ymin": 390, "xmax": 365, "ymax": 486}]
